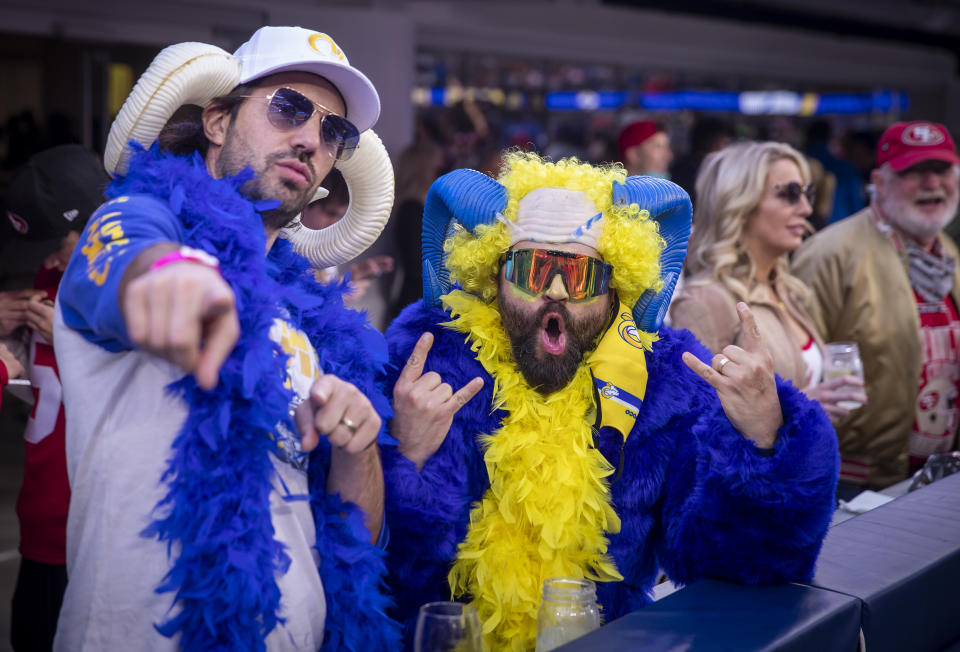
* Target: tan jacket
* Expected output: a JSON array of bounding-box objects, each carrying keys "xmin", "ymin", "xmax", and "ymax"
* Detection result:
[
  {"xmin": 669, "ymin": 271, "xmax": 824, "ymax": 388},
  {"xmin": 792, "ymin": 207, "xmax": 960, "ymax": 487}
]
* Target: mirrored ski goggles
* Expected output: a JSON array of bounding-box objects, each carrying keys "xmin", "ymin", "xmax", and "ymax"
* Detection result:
[
  {"xmin": 501, "ymin": 248, "xmax": 613, "ymax": 301},
  {"xmin": 239, "ymin": 87, "xmax": 360, "ymax": 161}
]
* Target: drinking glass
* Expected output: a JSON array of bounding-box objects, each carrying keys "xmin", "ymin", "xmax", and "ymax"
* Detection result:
[
  {"xmin": 414, "ymin": 601, "xmax": 482, "ymax": 652},
  {"xmin": 823, "ymin": 342, "xmax": 865, "ymax": 410}
]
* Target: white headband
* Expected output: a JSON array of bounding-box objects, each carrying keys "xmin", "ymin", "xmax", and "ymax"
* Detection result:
[{"xmin": 503, "ymin": 187, "xmax": 604, "ymax": 250}]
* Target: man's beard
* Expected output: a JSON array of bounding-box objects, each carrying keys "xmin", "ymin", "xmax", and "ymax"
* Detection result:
[
  {"xmin": 498, "ymin": 296, "xmax": 611, "ymax": 395},
  {"xmin": 216, "ymin": 124, "xmax": 319, "ymax": 231},
  {"xmin": 878, "ymin": 188, "xmax": 959, "ymax": 243}
]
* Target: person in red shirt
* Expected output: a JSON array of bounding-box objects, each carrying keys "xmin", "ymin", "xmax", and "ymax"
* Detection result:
[{"xmin": 4, "ymin": 144, "xmax": 109, "ymax": 652}]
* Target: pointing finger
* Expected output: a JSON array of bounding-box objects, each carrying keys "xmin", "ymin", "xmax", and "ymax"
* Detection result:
[
  {"xmin": 294, "ymin": 399, "xmax": 319, "ymax": 452},
  {"xmin": 195, "ymin": 304, "xmax": 239, "ymax": 390},
  {"xmin": 400, "ymin": 332, "xmax": 434, "ymax": 383}
]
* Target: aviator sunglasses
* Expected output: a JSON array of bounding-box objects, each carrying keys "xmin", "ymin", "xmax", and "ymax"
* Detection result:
[
  {"xmin": 502, "ymin": 248, "xmax": 613, "ymax": 301},
  {"xmin": 238, "ymin": 87, "xmax": 361, "ymax": 161},
  {"xmin": 773, "ymin": 181, "xmax": 815, "ymax": 206}
]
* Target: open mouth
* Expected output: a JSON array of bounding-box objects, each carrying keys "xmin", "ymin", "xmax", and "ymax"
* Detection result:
[
  {"xmin": 541, "ymin": 312, "xmax": 566, "ymax": 355},
  {"xmin": 916, "ymin": 197, "xmax": 945, "ymax": 207}
]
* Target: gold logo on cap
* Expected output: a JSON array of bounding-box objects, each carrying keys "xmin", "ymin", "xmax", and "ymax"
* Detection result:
[{"xmin": 308, "ymin": 33, "xmax": 345, "ymax": 61}]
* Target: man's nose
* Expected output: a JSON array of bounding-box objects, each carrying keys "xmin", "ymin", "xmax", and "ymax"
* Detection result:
[
  {"xmin": 543, "ymin": 273, "xmax": 569, "ymax": 301},
  {"xmin": 919, "ymin": 170, "xmax": 943, "ymax": 189},
  {"xmin": 289, "ymin": 115, "xmax": 323, "ymax": 158}
]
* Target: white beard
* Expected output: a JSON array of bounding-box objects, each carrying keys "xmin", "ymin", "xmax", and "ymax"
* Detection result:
[{"xmin": 878, "ymin": 190, "xmax": 959, "ymax": 243}]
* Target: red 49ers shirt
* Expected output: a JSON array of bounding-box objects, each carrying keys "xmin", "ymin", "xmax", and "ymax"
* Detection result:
[
  {"xmin": 15, "ymin": 265, "xmax": 70, "ymax": 565},
  {"xmin": 910, "ymin": 288, "xmax": 960, "ymax": 470}
]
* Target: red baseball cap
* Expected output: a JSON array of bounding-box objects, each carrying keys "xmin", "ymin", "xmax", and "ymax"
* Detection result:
[
  {"xmin": 618, "ymin": 121, "xmax": 662, "ymax": 160},
  {"xmin": 876, "ymin": 121, "xmax": 960, "ymax": 172}
]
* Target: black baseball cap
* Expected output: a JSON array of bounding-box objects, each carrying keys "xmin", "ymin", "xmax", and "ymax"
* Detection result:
[{"xmin": 5, "ymin": 145, "xmax": 110, "ymax": 241}]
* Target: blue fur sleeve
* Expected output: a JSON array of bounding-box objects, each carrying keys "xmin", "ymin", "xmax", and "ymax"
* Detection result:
[
  {"xmin": 381, "ymin": 301, "xmax": 497, "ymax": 637},
  {"xmin": 646, "ymin": 327, "xmax": 839, "ymax": 587}
]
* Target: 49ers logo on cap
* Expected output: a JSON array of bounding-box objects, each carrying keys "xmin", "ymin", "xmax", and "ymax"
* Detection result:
[
  {"xmin": 7, "ymin": 211, "xmax": 28, "ymax": 235},
  {"xmin": 903, "ymin": 123, "xmax": 946, "ymax": 146}
]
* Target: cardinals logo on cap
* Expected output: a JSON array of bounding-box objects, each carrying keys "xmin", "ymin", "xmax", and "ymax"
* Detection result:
[
  {"xmin": 903, "ymin": 124, "xmax": 946, "ymax": 147},
  {"xmin": 7, "ymin": 211, "xmax": 28, "ymax": 235}
]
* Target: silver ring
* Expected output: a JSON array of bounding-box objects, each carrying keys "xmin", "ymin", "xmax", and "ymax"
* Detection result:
[
  {"xmin": 340, "ymin": 417, "xmax": 359, "ymax": 433},
  {"xmin": 716, "ymin": 356, "xmax": 731, "ymax": 374}
]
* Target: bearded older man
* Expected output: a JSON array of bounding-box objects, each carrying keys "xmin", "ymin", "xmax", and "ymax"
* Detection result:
[
  {"xmin": 794, "ymin": 121, "xmax": 960, "ymax": 498},
  {"xmin": 382, "ymin": 153, "xmax": 838, "ymax": 650}
]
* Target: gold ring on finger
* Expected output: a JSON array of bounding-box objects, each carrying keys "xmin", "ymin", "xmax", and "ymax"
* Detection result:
[
  {"xmin": 716, "ymin": 356, "xmax": 731, "ymax": 374},
  {"xmin": 340, "ymin": 417, "xmax": 359, "ymax": 433}
]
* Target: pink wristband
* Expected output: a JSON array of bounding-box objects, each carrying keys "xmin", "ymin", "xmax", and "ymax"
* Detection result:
[{"xmin": 149, "ymin": 246, "xmax": 220, "ymax": 273}]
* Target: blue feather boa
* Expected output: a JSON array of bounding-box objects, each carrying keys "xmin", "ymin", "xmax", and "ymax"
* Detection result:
[{"xmin": 112, "ymin": 144, "xmax": 400, "ymax": 651}]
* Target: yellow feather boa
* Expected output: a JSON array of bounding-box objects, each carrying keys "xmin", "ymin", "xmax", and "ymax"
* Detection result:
[{"xmin": 443, "ymin": 289, "xmax": 623, "ymax": 651}]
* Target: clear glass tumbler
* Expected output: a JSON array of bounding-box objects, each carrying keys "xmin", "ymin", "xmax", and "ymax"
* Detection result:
[
  {"xmin": 414, "ymin": 601, "xmax": 482, "ymax": 652},
  {"xmin": 823, "ymin": 341, "xmax": 865, "ymax": 410},
  {"xmin": 535, "ymin": 578, "xmax": 601, "ymax": 652}
]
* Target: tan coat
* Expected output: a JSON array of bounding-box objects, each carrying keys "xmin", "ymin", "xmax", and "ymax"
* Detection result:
[
  {"xmin": 792, "ymin": 207, "xmax": 960, "ymax": 488},
  {"xmin": 670, "ymin": 272, "xmax": 824, "ymax": 389}
]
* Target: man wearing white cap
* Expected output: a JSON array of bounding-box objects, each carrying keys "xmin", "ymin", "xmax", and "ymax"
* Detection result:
[
  {"xmin": 380, "ymin": 153, "xmax": 839, "ymax": 649},
  {"xmin": 52, "ymin": 27, "xmax": 399, "ymax": 650}
]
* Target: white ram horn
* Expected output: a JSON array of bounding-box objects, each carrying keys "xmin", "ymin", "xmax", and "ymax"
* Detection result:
[
  {"xmin": 282, "ymin": 129, "xmax": 395, "ymax": 268},
  {"xmin": 104, "ymin": 42, "xmax": 241, "ymax": 175}
]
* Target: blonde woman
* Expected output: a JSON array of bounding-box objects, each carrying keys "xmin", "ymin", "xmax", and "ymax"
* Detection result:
[{"xmin": 670, "ymin": 141, "xmax": 865, "ymax": 421}]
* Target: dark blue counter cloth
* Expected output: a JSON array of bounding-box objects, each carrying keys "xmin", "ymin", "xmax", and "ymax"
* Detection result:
[
  {"xmin": 555, "ymin": 579, "xmax": 861, "ymax": 652},
  {"xmin": 810, "ymin": 473, "xmax": 960, "ymax": 652}
]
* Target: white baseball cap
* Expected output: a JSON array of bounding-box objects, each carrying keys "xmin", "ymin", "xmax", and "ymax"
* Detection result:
[{"xmin": 233, "ymin": 26, "xmax": 380, "ymax": 133}]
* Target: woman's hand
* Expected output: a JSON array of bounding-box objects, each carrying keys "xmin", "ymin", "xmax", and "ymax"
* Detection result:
[{"xmin": 802, "ymin": 375, "xmax": 867, "ymax": 424}]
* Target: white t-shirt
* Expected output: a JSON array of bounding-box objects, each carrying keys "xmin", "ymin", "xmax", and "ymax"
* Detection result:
[{"xmin": 53, "ymin": 307, "xmax": 326, "ymax": 651}]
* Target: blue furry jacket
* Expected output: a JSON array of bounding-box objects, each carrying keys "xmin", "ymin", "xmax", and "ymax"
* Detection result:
[{"xmin": 381, "ymin": 301, "xmax": 839, "ymax": 636}]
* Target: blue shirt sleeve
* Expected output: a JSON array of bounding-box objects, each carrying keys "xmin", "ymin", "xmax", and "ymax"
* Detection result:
[{"xmin": 59, "ymin": 193, "xmax": 185, "ymax": 352}]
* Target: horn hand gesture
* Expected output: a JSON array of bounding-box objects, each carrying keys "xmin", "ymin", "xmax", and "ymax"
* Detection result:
[
  {"xmin": 392, "ymin": 332, "xmax": 485, "ymax": 470},
  {"xmin": 681, "ymin": 302, "xmax": 783, "ymax": 449}
]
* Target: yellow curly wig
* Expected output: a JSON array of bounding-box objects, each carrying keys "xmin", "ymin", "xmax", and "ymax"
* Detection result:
[{"xmin": 444, "ymin": 152, "xmax": 664, "ymax": 307}]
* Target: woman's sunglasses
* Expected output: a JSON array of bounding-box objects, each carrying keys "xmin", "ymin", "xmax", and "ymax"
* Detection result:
[
  {"xmin": 502, "ymin": 248, "xmax": 613, "ymax": 301},
  {"xmin": 774, "ymin": 182, "xmax": 815, "ymax": 206},
  {"xmin": 239, "ymin": 87, "xmax": 360, "ymax": 161}
]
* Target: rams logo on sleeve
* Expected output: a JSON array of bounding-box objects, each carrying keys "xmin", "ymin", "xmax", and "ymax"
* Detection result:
[{"xmin": 80, "ymin": 197, "xmax": 131, "ymax": 286}]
